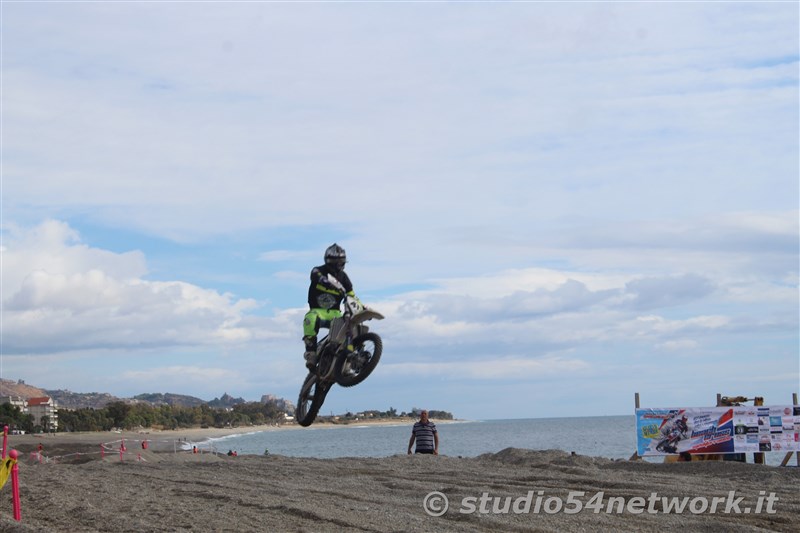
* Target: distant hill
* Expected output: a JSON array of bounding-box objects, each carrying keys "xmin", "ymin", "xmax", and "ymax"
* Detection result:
[
  {"xmin": 0, "ymin": 377, "xmax": 291, "ymax": 411},
  {"xmin": 134, "ymin": 392, "xmax": 207, "ymax": 408},
  {"xmin": 46, "ymin": 390, "xmax": 121, "ymax": 410},
  {"xmin": 1, "ymin": 379, "xmax": 122, "ymax": 410},
  {"xmin": 0, "ymin": 378, "xmax": 49, "ymax": 399},
  {"xmin": 207, "ymin": 393, "xmax": 245, "ymax": 408},
  {"xmin": 1, "ymin": 377, "xmax": 210, "ymax": 409}
]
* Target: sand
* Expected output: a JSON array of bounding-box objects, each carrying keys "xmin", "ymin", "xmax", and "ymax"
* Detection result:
[{"xmin": 1, "ymin": 428, "xmax": 798, "ymax": 532}]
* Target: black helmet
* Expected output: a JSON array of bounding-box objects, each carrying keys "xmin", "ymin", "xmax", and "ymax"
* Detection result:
[{"xmin": 324, "ymin": 243, "xmax": 347, "ymax": 272}]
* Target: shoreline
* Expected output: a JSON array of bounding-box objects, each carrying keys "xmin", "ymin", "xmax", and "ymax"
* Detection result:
[{"xmin": 5, "ymin": 417, "xmax": 463, "ymax": 452}]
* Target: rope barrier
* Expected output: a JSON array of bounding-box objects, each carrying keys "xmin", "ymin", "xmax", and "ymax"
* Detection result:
[
  {"xmin": 25, "ymin": 436, "xmax": 224, "ymax": 464},
  {"xmin": 1, "ymin": 426, "xmax": 230, "ymax": 524}
]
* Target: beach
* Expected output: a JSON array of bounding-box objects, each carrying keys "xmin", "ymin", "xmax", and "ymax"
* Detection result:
[
  {"xmin": 7, "ymin": 424, "xmax": 292, "ymax": 455},
  {"xmin": 1, "ymin": 428, "xmax": 798, "ymax": 532},
  {"xmin": 6, "ymin": 419, "xmax": 424, "ymax": 458}
]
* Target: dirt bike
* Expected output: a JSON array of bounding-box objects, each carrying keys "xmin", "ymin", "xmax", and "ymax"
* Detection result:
[
  {"xmin": 656, "ymin": 427, "xmax": 686, "ymax": 454},
  {"xmin": 295, "ymin": 279, "xmax": 384, "ymax": 427}
]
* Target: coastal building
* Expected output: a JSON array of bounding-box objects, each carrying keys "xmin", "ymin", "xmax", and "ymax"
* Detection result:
[
  {"xmin": 0, "ymin": 395, "xmax": 60, "ymax": 432},
  {"xmin": 26, "ymin": 397, "xmax": 59, "ymax": 432},
  {"xmin": 0, "ymin": 396, "xmax": 27, "ymax": 410}
]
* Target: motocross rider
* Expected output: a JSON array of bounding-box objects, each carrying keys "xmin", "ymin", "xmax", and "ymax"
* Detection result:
[
  {"xmin": 302, "ymin": 243, "xmax": 360, "ymax": 370},
  {"xmin": 662, "ymin": 413, "xmax": 689, "ymax": 438}
]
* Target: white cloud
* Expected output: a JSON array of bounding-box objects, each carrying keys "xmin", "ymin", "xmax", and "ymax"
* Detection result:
[
  {"xmin": 1, "ymin": 216, "xmax": 796, "ymax": 416},
  {"xmin": 1, "ymin": 221, "xmax": 261, "ymax": 354},
  {"xmin": 122, "ymin": 366, "xmax": 239, "ymax": 384},
  {"xmin": 383, "ymin": 356, "xmax": 590, "ymax": 380},
  {"xmin": 656, "ymin": 339, "xmax": 700, "ymax": 352}
]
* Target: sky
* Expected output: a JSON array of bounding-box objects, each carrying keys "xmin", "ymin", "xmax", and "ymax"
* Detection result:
[{"xmin": 1, "ymin": 1, "xmax": 798, "ymax": 421}]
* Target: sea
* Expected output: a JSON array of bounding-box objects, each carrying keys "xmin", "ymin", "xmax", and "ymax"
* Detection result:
[
  {"xmin": 195, "ymin": 416, "xmax": 790, "ymax": 466},
  {"xmin": 199, "ymin": 416, "xmax": 634, "ymax": 459}
]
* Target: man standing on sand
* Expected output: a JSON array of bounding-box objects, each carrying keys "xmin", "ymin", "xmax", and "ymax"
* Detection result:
[{"xmin": 407, "ymin": 410, "xmax": 438, "ymax": 455}]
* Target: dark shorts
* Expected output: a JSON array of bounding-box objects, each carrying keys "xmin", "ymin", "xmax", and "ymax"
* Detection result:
[{"xmin": 415, "ymin": 449, "xmax": 435, "ymax": 454}]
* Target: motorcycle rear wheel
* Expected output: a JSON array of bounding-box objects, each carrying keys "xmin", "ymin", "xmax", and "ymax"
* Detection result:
[
  {"xmin": 296, "ymin": 372, "xmax": 330, "ymax": 427},
  {"xmin": 334, "ymin": 332, "xmax": 382, "ymax": 387}
]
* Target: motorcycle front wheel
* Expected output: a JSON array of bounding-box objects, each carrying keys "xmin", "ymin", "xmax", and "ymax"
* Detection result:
[
  {"xmin": 334, "ymin": 332, "xmax": 382, "ymax": 387},
  {"xmin": 295, "ymin": 372, "xmax": 331, "ymax": 427}
]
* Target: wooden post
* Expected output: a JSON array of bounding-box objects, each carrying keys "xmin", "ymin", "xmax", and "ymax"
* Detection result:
[
  {"xmin": 629, "ymin": 393, "xmax": 641, "ymax": 461},
  {"xmin": 753, "ymin": 396, "xmax": 765, "ymax": 464}
]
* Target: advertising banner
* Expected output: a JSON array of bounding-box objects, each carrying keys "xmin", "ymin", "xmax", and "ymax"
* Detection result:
[{"xmin": 635, "ymin": 406, "xmax": 800, "ymax": 456}]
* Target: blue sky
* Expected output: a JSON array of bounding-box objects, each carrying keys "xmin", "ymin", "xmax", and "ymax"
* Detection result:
[{"xmin": 1, "ymin": 2, "xmax": 798, "ymax": 420}]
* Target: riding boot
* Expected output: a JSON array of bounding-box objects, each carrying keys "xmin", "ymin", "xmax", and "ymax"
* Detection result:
[{"xmin": 303, "ymin": 336, "xmax": 318, "ymax": 370}]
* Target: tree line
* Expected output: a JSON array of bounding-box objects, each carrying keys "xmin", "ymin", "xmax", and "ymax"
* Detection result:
[
  {"xmin": 0, "ymin": 403, "xmax": 35, "ymax": 433},
  {"xmin": 1, "ymin": 401, "xmax": 455, "ymax": 434},
  {"xmin": 317, "ymin": 407, "xmax": 454, "ymax": 423},
  {"xmin": 1, "ymin": 400, "xmax": 288, "ymax": 433}
]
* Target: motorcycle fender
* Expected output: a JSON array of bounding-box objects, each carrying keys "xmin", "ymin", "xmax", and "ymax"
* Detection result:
[{"xmin": 351, "ymin": 310, "xmax": 384, "ymax": 325}]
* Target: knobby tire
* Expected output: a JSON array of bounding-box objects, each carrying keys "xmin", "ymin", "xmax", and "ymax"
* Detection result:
[
  {"xmin": 334, "ymin": 332, "xmax": 382, "ymax": 387},
  {"xmin": 296, "ymin": 372, "xmax": 330, "ymax": 427}
]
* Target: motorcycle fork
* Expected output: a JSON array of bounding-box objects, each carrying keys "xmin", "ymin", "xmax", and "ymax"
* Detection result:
[{"xmin": 317, "ymin": 347, "xmax": 336, "ymax": 381}]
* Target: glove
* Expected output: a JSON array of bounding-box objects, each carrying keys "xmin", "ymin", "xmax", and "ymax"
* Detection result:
[{"xmin": 346, "ymin": 295, "xmax": 364, "ymax": 312}]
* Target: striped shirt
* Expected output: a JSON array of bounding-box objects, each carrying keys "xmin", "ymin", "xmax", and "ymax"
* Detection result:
[{"xmin": 412, "ymin": 421, "xmax": 437, "ymax": 453}]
